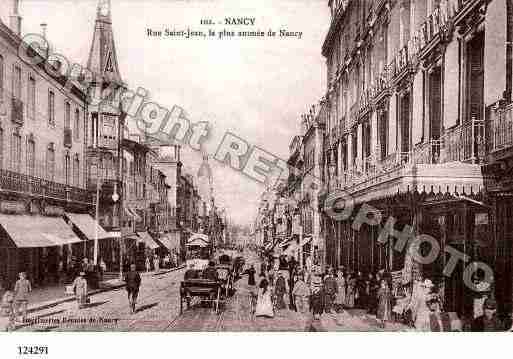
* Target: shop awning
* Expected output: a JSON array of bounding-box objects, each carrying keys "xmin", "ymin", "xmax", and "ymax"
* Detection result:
[
  {"xmin": 159, "ymin": 233, "xmax": 180, "ymax": 251},
  {"xmin": 279, "ymin": 238, "xmax": 295, "ymax": 248},
  {"xmin": 186, "ymin": 233, "xmax": 210, "ymax": 247},
  {"xmin": 125, "ymin": 206, "xmax": 142, "ymax": 222},
  {"xmin": 0, "ymin": 214, "xmax": 82, "ymax": 248},
  {"xmin": 64, "ymin": 213, "xmax": 111, "ymax": 240},
  {"xmin": 345, "ymin": 162, "xmax": 487, "ymax": 205},
  {"xmin": 300, "ymin": 236, "xmax": 312, "ymax": 246},
  {"xmin": 136, "ymin": 231, "xmax": 160, "ymax": 249}
]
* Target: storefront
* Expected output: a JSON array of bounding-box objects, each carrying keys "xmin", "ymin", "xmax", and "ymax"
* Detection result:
[{"xmin": 0, "ymin": 214, "xmax": 84, "ymax": 288}]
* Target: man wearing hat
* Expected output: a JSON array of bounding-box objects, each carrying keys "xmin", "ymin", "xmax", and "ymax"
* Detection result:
[
  {"xmin": 124, "ymin": 264, "xmax": 142, "ymax": 314},
  {"xmin": 472, "ymin": 299, "xmax": 504, "ymax": 331}
]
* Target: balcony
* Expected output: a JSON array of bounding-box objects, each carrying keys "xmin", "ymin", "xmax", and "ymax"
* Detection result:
[
  {"xmin": 0, "ymin": 168, "xmax": 93, "ymax": 205},
  {"xmin": 487, "ymin": 103, "xmax": 513, "ymax": 155},
  {"xmin": 64, "ymin": 128, "xmax": 72, "ymax": 148},
  {"xmin": 11, "ymin": 97, "xmax": 23, "ymax": 125}
]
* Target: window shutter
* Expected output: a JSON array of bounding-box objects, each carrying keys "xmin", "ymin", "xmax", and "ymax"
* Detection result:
[{"xmin": 467, "ymin": 34, "xmax": 484, "ymax": 125}]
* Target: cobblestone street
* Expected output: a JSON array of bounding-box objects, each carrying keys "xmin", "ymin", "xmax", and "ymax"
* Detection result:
[{"xmin": 13, "ymin": 257, "xmax": 409, "ymax": 332}]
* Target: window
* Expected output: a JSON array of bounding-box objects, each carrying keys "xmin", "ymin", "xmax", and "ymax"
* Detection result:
[
  {"xmin": 10, "ymin": 131, "xmax": 21, "ymax": 172},
  {"xmin": 378, "ymin": 108, "xmax": 389, "ymax": 160},
  {"xmin": 48, "ymin": 91, "xmax": 55, "ymax": 125},
  {"xmin": 12, "ymin": 65, "xmax": 21, "ymax": 99},
  {"xmin": 64, "ymin": 151, "xmax": 70, "ymax": 185},
  {"xmin": 73, "ymin": 154, "xmax": 80, "ymax": 187},
  {"xmin": 74, "ymin": 109, "xmax": 80, "ymax": 139},
  {"xmin": 28, "ymin": 75, "xmax": 35, "ymax": 120},
  {"xmin": 0, "ymin": 55, "xmax": 4, "ymax": 99},
  {"xmin": 46, "ymin": 144, "xmax": 55, "ymax": 180},
  {"xmin": 27, "ymin": 136, "xmax": 35, "ymax": 176},
  {"xmin": 64, "ymin": 101, "xmax": 70, "ymax": 129}
]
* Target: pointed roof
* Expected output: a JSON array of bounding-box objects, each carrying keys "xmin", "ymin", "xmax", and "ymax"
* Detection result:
[
  {"xmin": 197, "ymin": 146, "xmax": 213, "ymax": 184},
  {"xmin": 87, "ymin": 0, "xmax": 123, "ymax": 85}
]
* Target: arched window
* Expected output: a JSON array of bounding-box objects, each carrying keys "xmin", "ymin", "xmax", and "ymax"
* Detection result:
[
  {"xmin": 64, "ymin": 150, "xmax": 71, "ymax": 185},
  {"xmin": 11, "ymin": 129, "xmax": 21, "ymax": 172},
  {"xmin": 73, "ymin": 154, "xmax": 80, "ymax": 187},
  {"xmin": 26, "ymin": 134, "xmax": 35, "ymax": 176},
  {"xmin": 46, "ymin": 143, "xmax": 55, "ymax": 181}
]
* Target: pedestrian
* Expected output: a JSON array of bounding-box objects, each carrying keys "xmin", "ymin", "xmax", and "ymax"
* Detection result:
[
  {"xmin": 412, "ymin": 279, "xmax": 435, "ymax": 331},
  {"xmin": 274, "ymin": 271, "xmax": 288, "ymax": 310},
  {"xmin": 72, "ymin": 272, "xmax": 88, "ymax": 309},
  {"xmin": 124, "ymin": 264, "xmax": 142, "ymax": 314},
  {"xmin": 473, "ymin": 272, "xmax": 492, "ymax": 319},
  {"xmin": 243, "ymin": 265, "xmax": 256, "ymax": 286},
  {"xmin": 355, "ymin": 271, "xmax": 366, "ymax": 308},
  {"xmin": 13, "ymin": 272, "xmax": 31, "ymax": 323},
  {"xmin": 255, "ymin": 276, "xmax": 274, "ymax": 318},
  {"xmin": 99, "ymin": 258, "xmax": 107, "ymax": 281},
  {"xmin": 0, "ymin": 289, "xmax": 15, "ymax": 331},
  {"xmin": 145, "ymin": 256, "xmax": 151, "ymax": 272},
  {"xmin": 472, "ymin": 298, "xmax": 504, "ymax": 332},
  {"xmin": 323, "ymin": 268, "xmax": 337, "ymax": 313},
  {"xmin": 153, "ymin": 254, "xmax": 160, "ymax": 272},
  {"xmin": 292, "ymin": 274, "xmax": 311, "ymax": 314},
  {"xmin": 287, "ymin": 255, "xmax": 297, "ymax": 310},
  {"xmin": 334, "ymin": 268, "xmax": 346, "ymax": 313},
  {"xmin": 244, "ymin": 265, "xmax": 257, "ymax": 314},
  {"xmin": 376, "ymin": 279, "xmax": 392, "ymax": 329},
  {"xmin": 346, "ymin": 273, "xmax": 356, "ymax": 308},
  {"xmin": 310, "ymin": 275, "xmax": 324, "ymax": 320}
]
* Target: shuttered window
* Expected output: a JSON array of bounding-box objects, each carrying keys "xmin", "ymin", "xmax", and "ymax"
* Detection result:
[
  {"xmin": 429, "ymin": 67, "xmax": 442, "ymax": 140},
  {"xmin": 378, "ymin": 108, "xmax": 388, "ymax": 161},
  {"xmin": 400, "ymin": 93, "xmax": 411, "ymax": 153},
  {"xmin": 466, "ymin": 32, "xmax": 484, "ymax": 125}
]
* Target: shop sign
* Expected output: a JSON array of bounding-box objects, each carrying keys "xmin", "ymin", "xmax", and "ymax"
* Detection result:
[
  {"xmin": 475, "ymin": 212, "xmax": 488, "ymax": 226},
  {"xmin": 43, "ymin": 205, "xmax": 64, "ymax": 216},
  {"xmin": 0, "ymin": 200, "xmax": 26, "ymax": 214}
]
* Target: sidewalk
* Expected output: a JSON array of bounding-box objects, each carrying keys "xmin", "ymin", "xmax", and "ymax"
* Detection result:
[
  {"xmin": 314, "ymin": 308, "xmax": 412, "ymax": 332},
  {"xmin": 26, "ymin": 265, "xmax": 185, "ymax": 314}
]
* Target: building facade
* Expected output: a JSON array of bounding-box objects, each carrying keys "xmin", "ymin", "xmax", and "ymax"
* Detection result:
[
  {"xmin": 319, "ymin": 0, "xmax": 513, "ymax": 318},
  {"xmin": 0, "ymin": 0, "xmax": 95, "ymax": 288}
]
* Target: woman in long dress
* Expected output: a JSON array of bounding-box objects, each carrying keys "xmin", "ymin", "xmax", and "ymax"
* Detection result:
[
  {"xmin": 346, "ymin": 274, "xmax": 356, "ymax": 308},
  {"xmin": 255, "ymin": 277, "xmax": 274, "ymax": 318},
  {"xmin": 376, "ymin": 279, "xmax": 392, "ymax": 328},
  {"xmin": 72, "ymin": 272, "xmax": 88, "ymax": 309},
  {"xmin": 334, "ymin": 270, "xmax": 346, "ymax": 312}
]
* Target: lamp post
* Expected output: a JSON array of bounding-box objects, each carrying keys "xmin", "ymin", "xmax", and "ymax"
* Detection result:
[{"xmin": 94, "ymin": 171, "xmax": 119, "ymax": 266}]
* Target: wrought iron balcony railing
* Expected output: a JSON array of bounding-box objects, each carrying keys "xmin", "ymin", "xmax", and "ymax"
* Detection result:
[
  {"xmin": 0, "ymin": 168, "xmax": 93, "ymax": 204},
  {"xmin": 487, "ymin": 103, "xmax": 513, "ymax": 154}
]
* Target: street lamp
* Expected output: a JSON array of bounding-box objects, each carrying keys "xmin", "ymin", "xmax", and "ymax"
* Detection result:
[{"xmin": 93, "ymin": 170, "xmax": 119, "ymax": 266}]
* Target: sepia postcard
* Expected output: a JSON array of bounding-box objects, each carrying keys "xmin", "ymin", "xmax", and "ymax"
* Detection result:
[{"xmin": 0, "ymin": 0, "xmax": 512, "ymax": 346}]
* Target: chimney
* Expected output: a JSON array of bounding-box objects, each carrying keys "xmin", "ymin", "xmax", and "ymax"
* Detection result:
[{"xmin": 9, "ymin": 0, "xmax": 22, "ymax": 36}]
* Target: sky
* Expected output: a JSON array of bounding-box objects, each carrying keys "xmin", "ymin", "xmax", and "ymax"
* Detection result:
[{"xmin": 20, "ymin": 0, "xmax": 330, "ymax": 226}]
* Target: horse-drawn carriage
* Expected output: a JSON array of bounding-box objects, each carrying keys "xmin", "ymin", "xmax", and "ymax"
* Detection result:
[{"xmin": 179, "ymin": 235, "xmax": 240, "ymax": 314}]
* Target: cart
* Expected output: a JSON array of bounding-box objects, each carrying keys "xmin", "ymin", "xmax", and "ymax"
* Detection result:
[{"xmin": 179, "ymin": 278, "xmax": 222, "ymax": 314}]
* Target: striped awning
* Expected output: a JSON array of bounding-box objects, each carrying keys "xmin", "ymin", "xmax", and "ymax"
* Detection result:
[
  {"xmin": 0, "ymin": 214, "xmax": 82, "ymax": 248},
  {"xmin": 64, "ymin": 213, "xmax": 110, "ymax": 240},
  {"xmin": 136, "ymin": 231, "xmax": 160, "ymax": 249},
  {"xmin": 345, "ymin": 162, "xmax": 487, "ymax": 205}
]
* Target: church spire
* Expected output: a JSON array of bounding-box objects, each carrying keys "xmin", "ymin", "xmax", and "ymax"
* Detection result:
[{"xmin": 87, "ymin": 0, "xmax": 122, "ymax": 85}]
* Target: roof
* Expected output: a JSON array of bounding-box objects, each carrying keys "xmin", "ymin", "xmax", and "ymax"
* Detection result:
[
  {"xmin": 65, "ymin": 213, "xmax": 110, "ymax": 240},
  {"xmin": 0, "ymin": 214, "xmax": 82, "ymax": 248}
]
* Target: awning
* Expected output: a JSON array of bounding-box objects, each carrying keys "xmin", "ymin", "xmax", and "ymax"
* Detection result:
[
  {"xmin": 106, "ymin": 231, "xmax": 120, "ymax": 239},
  {"xmin": 136, "ymin": 231, "xmax": 160, "ymax": 249},
  {"xmin": 344, "ymin": 162, "xmax": 486, "ymax": 205},
  {"xmin": 0, "ymin": 214, "xmax": 82, "ymax": 248},
  {"xmin": 300, "ymin": 236, "xmax": 312, "ymax": 246},
  {"xmin": 157, "ymin": 233, "xmax": 180, "ymax": 251},
  {"xmin": 64, "ymin": 213, "xmax": 111, "ymax": 240},
  {"xmin": 279, "ymin": 238, "xmax": 295, "ymax": 248},
  {"xmin": 186, "ymin": 233, "xmax": 210, "ymax": 247},
  {"xmin": 125, "ymin": 206, "xmax": 142, "ymax": 222}
]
